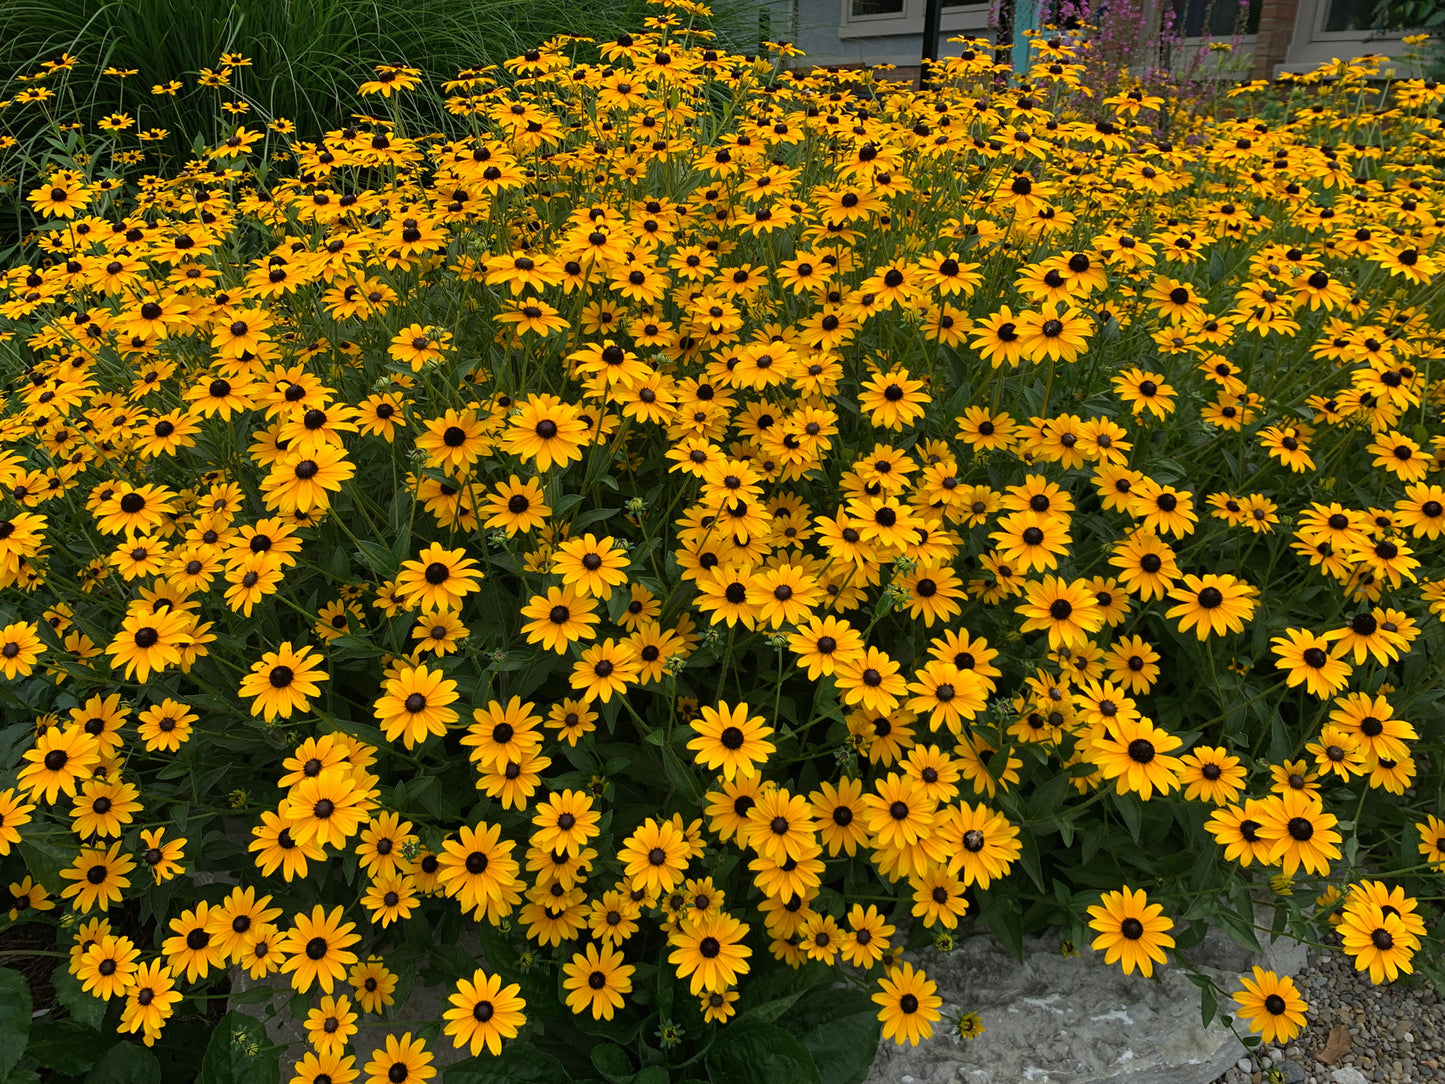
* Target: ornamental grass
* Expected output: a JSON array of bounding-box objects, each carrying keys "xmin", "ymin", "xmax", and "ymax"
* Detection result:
[{"xmin": 0, "ymin": 6, "xmax": 1443, "ymax": 1081}]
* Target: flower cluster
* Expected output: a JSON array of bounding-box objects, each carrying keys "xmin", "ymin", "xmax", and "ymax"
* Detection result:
[{"xmin": 0, "ymin": 5, "xmax": 1443, "ymax": 1077}]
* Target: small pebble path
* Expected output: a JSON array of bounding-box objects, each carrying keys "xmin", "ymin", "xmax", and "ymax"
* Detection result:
[{"xmin": 1213, "ymin": 943, "xmax": 1445, "ymax": 1084}]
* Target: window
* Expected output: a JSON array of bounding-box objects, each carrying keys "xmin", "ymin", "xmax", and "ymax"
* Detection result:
[
  {"xmin": 1322, "ymin": 0, "xmax": 1375, "ymax": 31},
  {"xmin": 1171, "ymin": 0, "xmax": 1261, "ymax": 37},
  {"xmin": 841, "ymin": 0, "xmax": 991, "ymax": 39}
]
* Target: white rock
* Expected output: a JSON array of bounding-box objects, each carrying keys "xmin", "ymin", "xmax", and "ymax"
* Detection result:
[
  {"xmin": 1331, "ymin": 1070, "xmax": 1369, "ymax": 1084},
  {"xmin": 866, "ymin": 920, "xmax": 1308, "ymax": 1084}
]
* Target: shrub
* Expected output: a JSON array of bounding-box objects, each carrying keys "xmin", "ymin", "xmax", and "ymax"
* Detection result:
[{"xmin": 0, "ymin": 6, "xmax": 1444, "ymax": 1082}]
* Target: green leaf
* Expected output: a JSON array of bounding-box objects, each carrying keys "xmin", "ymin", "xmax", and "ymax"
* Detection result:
[
  {"xmin": 84, "ymin": 1043, "xmax": 161, "ymax": 1084},
  {"xmin": 25, "ymin": 1019, "xmax": 107, "ymax": 1074},
  {"xmin": 1215, "ymin": 909, "xmax": 1262, "ymax": 953},
  {"xmin": 977, "ymin": 888, "xmax": 1024, "ymax": 962},
  {"xmin": 736, "ymin": 963, "xmax": 827, "ymax": 1024},
  {"xmin": 590, "ymin": 1043, "xmax": 634, "ymax": 1083},
  {"xmin": 704, "ymin": 1022, "xmax": 822, "ymax": 1084},
  {"xmin": 196, "ymin": 1012, "xmax": 279, "ymax": 1084},
  {"xmin": 793, "ymin": 995, "xmax": 881, "ymax": 1084},
  {"xmin": 1200, "ymin": 982, "xmax": 1218, "ymax": 1027},
  {"xmin": 354, "ymin": 539, "xmax": 396, "ymax": 574},
  {"xmin": 1114, "ymin": 793, "xmax": 1142, "ymax": 843},
  {"xmin": 52, "ymin": 963, "xmax": 107, "ymax": 1029},
  {"xmin": 0, "ymin": 968, "xmax": 32, "ymax": 1080},
  {"xmin": 443, "ymin": 1043, "xmax": 569, "ymax": 1083}
]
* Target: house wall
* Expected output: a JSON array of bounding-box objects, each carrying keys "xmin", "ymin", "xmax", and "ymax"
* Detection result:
[
  {"xmin": 764, "ymin": 0, "xmax": 994, "ymax": 69},
  {"xmin": 769, "ymin": 0, "xmax": 1417, "ymax": 76}
]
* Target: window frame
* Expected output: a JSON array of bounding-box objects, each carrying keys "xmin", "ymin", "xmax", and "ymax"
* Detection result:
[
  {"xmin": 1308, "ymin": 0, "xmax": 1409, "ymax": 40},
  {"xmin": 1167, "ymin": 0, "xmax": 1262, "ymax": 41},
  {"xmin": 838, "ymin": 0, "xmax": 991, "ymax": 41},
  {"xmin": 1277, "ymin": 0, "xmax": 1414, "ymax": 71}
]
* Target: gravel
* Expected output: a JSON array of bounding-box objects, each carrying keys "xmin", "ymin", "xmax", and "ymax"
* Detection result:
[{"xmin": 1211, "ymin": 941, "xmax": 1445, "ymax": 1084}]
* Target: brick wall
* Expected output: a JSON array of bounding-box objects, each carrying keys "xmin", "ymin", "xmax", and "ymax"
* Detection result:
[{"xmin": 1252, "ymin": 0, "xmax": 1302, "ymax": 77}]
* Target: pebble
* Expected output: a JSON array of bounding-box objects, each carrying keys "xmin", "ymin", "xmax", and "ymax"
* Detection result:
[{"xmin": 1212, "ymin": 944, "xmax": 1444, "ymax": 1084}]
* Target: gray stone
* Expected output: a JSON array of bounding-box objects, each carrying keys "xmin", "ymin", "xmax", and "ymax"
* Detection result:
[
  {"xmin": 1330, "ymin": 1070, "xmax": 1368, "ymax": 1084},
  {"xmin": 1281, "ymin": 1064, "xmax": 1307, "ymax": 1084},
  {"xmin": 866, "ymin": 923, "xmax": 1306, "ymax": 1084}
]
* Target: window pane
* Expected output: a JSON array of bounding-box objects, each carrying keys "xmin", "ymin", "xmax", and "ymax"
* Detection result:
[
  {"xmin": 852, "ymin": 0, "xmax": 904, "ymax": 15},
  {"xmin": 1172, "ymin": 0, "xmax": 1261, "ymax": 36},
  {"xmin": 1324, "ymin": 0, "xmax": 1374, "ymax": 31}
]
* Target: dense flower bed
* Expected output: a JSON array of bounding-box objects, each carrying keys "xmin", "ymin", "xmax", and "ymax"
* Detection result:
[{"xmin": 0, "ymin": 5, "xmax": 1443, "ymax": 1081}]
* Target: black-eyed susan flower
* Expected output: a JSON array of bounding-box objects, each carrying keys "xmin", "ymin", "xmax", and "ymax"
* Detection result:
[
  {"xmin": 1179, "ymin": 746, "xmax": 1247, "ymax": 805},
  {"xmin": 59, "ymin": 841, "xmax": 135, "ymax": 913},
  {"xmin": 1164, "ymin": 572, "xmax": 1258, "ymax": 639},
  {"xmin": 71, "ymin": 777, "xmax": 141, "ymax": 838},
  {"xmin": 873, "ymin": 962, "xmax": 942, "ymax": 1046},
  {"xmin": 395, "ymin": 544, "xmax": 483, "ymax": 613},
  {"xmin": 1271, "ymin": 628, "xmax": 1352, "ymax": 698},
  {"xmin": 562, "ymin": 941, "xmax": 635, "ymax": 1020},
  {"xmin": 0, "ymin": 621, "xmax": 44, "ymax": 678},
  {"xmin": 6, "ymin": 875, "xmax": 54, "ymax": 921},
  {"xmin": 362, "ymin": 1032, "xmax": 433, "ymax": 1084},
  {"xmin": 516, "ymin": 585, "xmax": 597, "ymax": 653},
  {"xmin": 1015, "ymin": 575, "xmax": 1104, "ymax": 650},
  {"xmin": 17, "ymin": 725, "xmax": 99, "ymax": 803},
  {"xmin": 275, "ymin": 774, "xmax": 367, "ymax": 855},
  {"xmin": 443, "ymin": 969, "xmax": 526, "ymax": 1056},
  {"xmin": 1088, "ymin": 886, "xmax": 1175, "ymax": 977},
  {"xmin": 281, "ymin": 905, "xmax": 361, "ymax": 994},
  {"xmin": 668, "ymin": 909, "xmax": 753, "ymax": 995},
  {"xmin": 290, "ymin": 1050, "xmax": 356, "ymax": 1084},
  {"xmin": 1090, "ymin": 715, "xmax": 1183, "ymax": 800},
  {"xmin": 134, "ymin": 699, "xmax": 196, "ymax": 757},
  {"xmin": 859, "ymin": 366, "xmax": 930, "ymax": 431},
  {"xmin": 480, "ymin": 475, "xmax": 550, "ymax": 536},
  {"xmin": 372, "ymin": 663, "xmax": 459, "ymax": 749},
  {"xmin": 306, "ymin": 993, "xmax": 359, "ymax": 1055},
  {"xmin": 531, "ymin": 789, "xmax": 601, "ymax": 857},
  {"xmin": 943, "ymin": 802, "xmax": 1023, "ymax": 888},
  {"xmin": 463, "ymin": 697, "xmax": 543, "ymax": 770},
  {"xmin": 249, "ymin": 811, "xmax": 325, "ymax": 882},
  {"xmin": 1417, "ymin": 815, "xmax": 1445, "ymax": 871},
  {"xmin": 1255, "ymin": 791, "xmax": 1341, "ymax": 876},
  {"xmin": 1307, "ymin": 725, "xmax": 1366, "ymax": 779},
  {"xmin": 238, "ymin": 641, "xmax": 329, "ymax": 720},
  {"xmin": 1233, "ymin": 967, "xmax": 1307, "ymax": 1043},
  {"xmin": 1112, "ymin": 367, "xmax": 1175, "ymax": 417},
  {"xmin": 163, "ymin": 901, "xmax": 226, "ymax": 982},
  {"xmin": 501, "ymin": 393, "xmax": 590, "ymax": 472},
  {"xmin": 838, "ymin": 903, "xmax": 894, "ymax": 968},
  {"xmin": 76, "ymin": 933, "xmax": 139, "ymax": 1000},
  {"xmin": 139, "ymin": 827, "xmax": 185, "ymax": 883},
  {"xmin": 0, "ymin": 788, "xmax": 34, "ymax": 855},
  {"xmin": 1338, "ymin": 904, "xmax": 1418, "ymax": 984},
  {"xmin": 569, "ymin": 638, "xmax": 640, "ymax": 703},
  {"xmin": 553, "ymin": 533, "xmax": 630, "ymax": 599},
  {"xmin": 701, "ymin": 987, "xmax": 740, "ymax": 1023},
  {"xmin": 119, "ymin": 959, "xmax": 181, "ymax": 1046},
  {"xmin": 350, "ymin": 955, "xmax": 396, "ymax": 1014},
  {"xmin": 687, "ymin": 701, "xmax": 775, "ymax": 780},
  {"xmin": 618, "ymin": 817, "xmax": 690, "ymax": 898}
]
